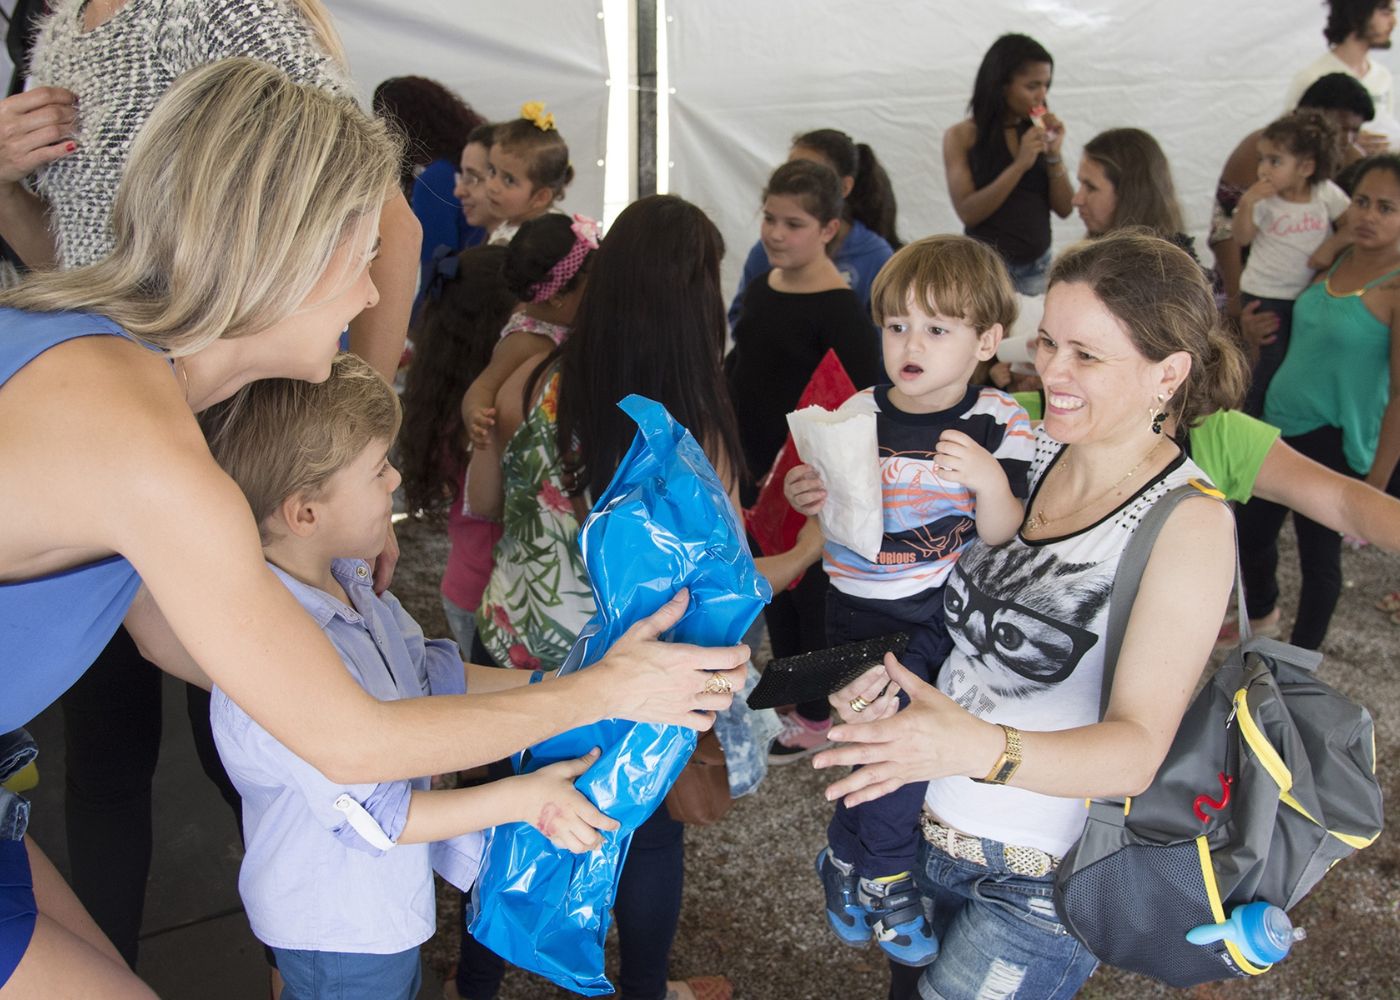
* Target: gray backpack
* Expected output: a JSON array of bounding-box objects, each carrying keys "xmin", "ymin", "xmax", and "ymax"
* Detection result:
[{"xmin": 1052, "ymin": 484, "xmax": 1384, "ymax": 987}]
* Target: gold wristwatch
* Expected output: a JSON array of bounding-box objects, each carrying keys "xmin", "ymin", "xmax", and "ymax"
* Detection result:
[{"xmin": 974, "ymin": 723, "xmax": 1022, "ymax": 785}]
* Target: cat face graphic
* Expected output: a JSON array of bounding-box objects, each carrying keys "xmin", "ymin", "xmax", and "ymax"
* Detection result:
[{"xmin": 943, "ymin": 544, "xmax": 1105, "ymax": 698}]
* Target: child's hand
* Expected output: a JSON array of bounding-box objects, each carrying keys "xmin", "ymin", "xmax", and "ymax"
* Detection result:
[
  {"xmin": 783, "ymin": 463, "xmax": 828, "ymax": 516},
  {"xmin": 468, "ymin": 406, "xmax": 497, "ymax": 448},
  {"xmin": 933, "ymin": 430, "xmax": 1005, "ymax": 496},
  {"xmin": 514, "ymin": 748, "xmax": 618, "ymax": 853},
  {"xmin": 1241, "ymin": 177, "xmax": 1275, "ymax": 204}
]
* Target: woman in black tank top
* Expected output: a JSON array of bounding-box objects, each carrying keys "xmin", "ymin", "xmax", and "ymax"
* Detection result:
[{"xmin": 942, "ymin": 33, "xmax": 1075, "ymax": 294}]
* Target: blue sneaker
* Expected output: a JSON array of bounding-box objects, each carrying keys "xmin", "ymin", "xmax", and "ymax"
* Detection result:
[
  {"xmin": 815, "ymin": 848, "xmax": 869, "ymax": 945},
  {"xmin": 859, "ymin": 873, "xmax": 938, "ymax": 967}
]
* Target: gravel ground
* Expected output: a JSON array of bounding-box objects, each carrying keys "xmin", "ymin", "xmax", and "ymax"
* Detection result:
[{"xmin": 391, "ymin": 514, "xmax": 1399, "ymax": 1000}]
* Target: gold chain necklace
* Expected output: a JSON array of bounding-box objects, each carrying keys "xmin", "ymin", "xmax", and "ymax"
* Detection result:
[{"xmin": 1024, "ymin": 439, "xmax": 1166, "ymax": 533}]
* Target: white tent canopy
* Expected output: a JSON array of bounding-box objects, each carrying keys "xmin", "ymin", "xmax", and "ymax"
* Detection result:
[{"xmin": 5, "ymin": 1, "xmax": 1396, "ymax": 299}]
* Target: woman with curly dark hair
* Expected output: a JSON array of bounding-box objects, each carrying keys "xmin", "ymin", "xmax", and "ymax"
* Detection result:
[{"xmin": 372, "ymin": 75, "xmax": 489, "ymax": 306}]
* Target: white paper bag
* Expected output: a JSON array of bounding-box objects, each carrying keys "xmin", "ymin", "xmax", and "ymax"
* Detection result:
[{"xmin": 786, "ymin": 405, "xmax": 884, "ymax": 562}]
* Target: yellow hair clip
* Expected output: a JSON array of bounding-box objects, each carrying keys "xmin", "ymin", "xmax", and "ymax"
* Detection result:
[{"xmin": 520, "ymin": 101, "xmax": 556, "ymax": 132}]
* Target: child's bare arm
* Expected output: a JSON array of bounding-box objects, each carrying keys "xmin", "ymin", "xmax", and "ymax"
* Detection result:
[
  {"xmin": 1232, "ymin": 181, "xmax": 1272, "ymax": 247},
  {"xmin": 461, "ymin": 328, "xmax": 555, "ymax": 447},
  {"xmin": 932, "ymin": 430, "xmax": 1024, "ymax": 544},
  {"xmin": 397, "ymin": 748, "xmax": 617, "ymax": 853}
]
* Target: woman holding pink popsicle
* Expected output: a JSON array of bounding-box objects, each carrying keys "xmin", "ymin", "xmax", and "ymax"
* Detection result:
[{"xmin": 943, "ymin": 33, "xmax": 1074, "ymax": 295}]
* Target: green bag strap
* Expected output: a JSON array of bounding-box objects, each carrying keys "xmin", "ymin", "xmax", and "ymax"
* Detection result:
[{"xmin": 1099, "ymin": 482, "xmax": 1239, "ymax": 720}]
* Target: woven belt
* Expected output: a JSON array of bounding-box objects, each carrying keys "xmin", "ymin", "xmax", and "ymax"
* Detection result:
[{"xmin": 919, "ymin": 812, "xmax": 1060, "ymax": 878}]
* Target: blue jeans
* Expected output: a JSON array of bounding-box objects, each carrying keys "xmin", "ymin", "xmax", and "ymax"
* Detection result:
[
  {"xmin": 1240, "ymin": 293, "xmax": 1294, "ymax": 418},
  {"xmin": 888, "ymin": 835, "xmax": 1097, "ymax": 999},
  {"xmin": 272, "ymin": 945, "xmax": 421, "ymax": 1000},
  {"xmin": 1005, "ymin": 249, "xmax": 1052, "ymax": 297},
  {"xmin": 442, "ymin": 594, "xmax": 479, "ymax": 657}
]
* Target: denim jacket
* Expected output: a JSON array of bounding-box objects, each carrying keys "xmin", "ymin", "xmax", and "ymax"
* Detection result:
[{"xmin": 0, "ymin": 728, "xmax": 38, "ymax": 841}]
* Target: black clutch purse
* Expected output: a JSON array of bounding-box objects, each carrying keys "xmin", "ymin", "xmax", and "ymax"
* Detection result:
[{"xmin": 746, "ymin": 632, "xmax": 909, "ymax": 710}]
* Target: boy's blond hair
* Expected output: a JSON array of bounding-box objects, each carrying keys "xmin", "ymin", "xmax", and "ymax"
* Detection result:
[
  {"xmin": 200, "ymin": 354, "xmax": 401, "ymax": 542},
  {"xmin": 870, "ymin": 235, "xmax": 1018, "ymax": 333}
]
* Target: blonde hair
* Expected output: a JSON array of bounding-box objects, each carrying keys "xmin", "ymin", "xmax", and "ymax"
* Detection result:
[
  {"xmin": 200, "ymin": 354, "xmax": 401, "ymax": 542},
  {"xmin": 291, "ymin": 0, "xmax": 349, "ymax": 69},
  {"xmin": 871, "ymin": 235, "xmax": 1018, "ymax": 333},
  {"xmin": 0, "ymin": 57, "xmax": 400, "ymax": 356},
  {"xmin": 1049, "ymin": 231, "xmax": 1248, "ymax": 432}
]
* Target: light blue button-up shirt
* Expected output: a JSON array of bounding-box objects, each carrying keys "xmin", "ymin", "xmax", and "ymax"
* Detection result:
[{"xmin": 211, "ymin": 558, "xmax": 483, "ymax": 953}]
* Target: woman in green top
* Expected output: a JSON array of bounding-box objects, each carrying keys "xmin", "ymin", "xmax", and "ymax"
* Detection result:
[{"xmin": 1235, "ymin": 155, "xmax": 1400, "ymax": 649}]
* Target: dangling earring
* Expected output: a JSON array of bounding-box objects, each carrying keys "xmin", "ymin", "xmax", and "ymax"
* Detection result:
[{"xmin": 1149, "ymin": 393, "xmax": 1167, "ymax": 435}]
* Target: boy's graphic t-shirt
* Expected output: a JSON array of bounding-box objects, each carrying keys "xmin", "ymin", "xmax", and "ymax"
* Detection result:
[
  {"xmin": 823, "ymin": 385, "xmax": 1034, "ymax": 600},
  {"xmin": 1240, "ymin": 180, "xmax": 1350, "ymax": 300}
]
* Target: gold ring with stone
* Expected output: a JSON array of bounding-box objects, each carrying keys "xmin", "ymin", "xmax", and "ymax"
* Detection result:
[
  {"xmin": 849, "ymin": 694, "xmax": 871, "ymax": 713},
  {"xmin": 702, "ymin": 673, "xmax": 734, "ymax": 696}
]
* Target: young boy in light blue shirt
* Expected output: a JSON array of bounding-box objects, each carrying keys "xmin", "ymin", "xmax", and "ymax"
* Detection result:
[{"xmin": 200, "ymin": 354, "xmax": 614, "ymax": 1000}]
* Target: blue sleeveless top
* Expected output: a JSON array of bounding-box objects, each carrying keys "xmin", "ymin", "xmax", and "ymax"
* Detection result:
[{"xmin": 0, "ymin": 309, "xmax": 146, "ymax": 731}]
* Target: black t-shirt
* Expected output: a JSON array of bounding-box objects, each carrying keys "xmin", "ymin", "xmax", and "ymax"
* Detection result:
[
  {"xmin": 966, "ymin": 124, "xmax": 1052, "ymax": 266},
  {"xmin": 725, "ymin": 272, "xmax": 884, "ymax": 506}
]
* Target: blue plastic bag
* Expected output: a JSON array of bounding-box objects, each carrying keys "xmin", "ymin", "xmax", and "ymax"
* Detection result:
[{"xmin": 469, "ymin": 394, "xmax": 771, "ymax": 995}]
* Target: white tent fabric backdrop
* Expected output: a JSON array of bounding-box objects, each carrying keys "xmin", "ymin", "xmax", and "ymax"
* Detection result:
[
  {"xmin": 334, "ymin": 0, "xmax": 612, "ymax": 227},
  {"xmin": 5, "ymin": 1, "xmax": 1400, "ymax": 304},
  {"xmin": 665, "ymin": 0, "xmax": 1400, "ymax": 301}
]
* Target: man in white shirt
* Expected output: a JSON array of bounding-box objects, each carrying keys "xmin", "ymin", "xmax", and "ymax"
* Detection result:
[{"xmin": 1285, "ymin": 0, "xmax": 1399, "ymax": 149}]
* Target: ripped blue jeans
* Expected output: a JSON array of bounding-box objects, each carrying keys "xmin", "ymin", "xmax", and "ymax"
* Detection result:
[{"xmin": 889, "ymin": 833, "xmax": 1097, "ymax": 1000}]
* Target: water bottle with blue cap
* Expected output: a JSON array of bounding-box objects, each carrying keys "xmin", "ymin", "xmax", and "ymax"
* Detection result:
[{"xmin": 1186, "ymin": 901, "xmax": 1306, "ymax": 966}]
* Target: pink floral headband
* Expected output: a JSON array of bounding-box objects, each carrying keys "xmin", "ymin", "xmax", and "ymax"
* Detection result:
[{"xmin": 529, "ymin": 214, "xmax": 601, "ymax": 303}]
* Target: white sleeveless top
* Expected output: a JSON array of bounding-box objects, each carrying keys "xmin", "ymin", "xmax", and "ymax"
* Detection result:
[{"xmin": 924, "ymin": 427, "xmax": 1213, "ymax": 856}]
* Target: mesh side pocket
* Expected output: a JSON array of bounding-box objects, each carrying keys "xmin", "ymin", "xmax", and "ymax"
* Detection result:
[{"xmin": 1057, "ymin": 841, "xmax": 1247, "ymax": 988}]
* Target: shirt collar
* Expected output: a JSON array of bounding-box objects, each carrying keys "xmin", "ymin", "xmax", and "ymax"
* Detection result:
[{"xmin": 265, "ymin": 558, "xmax": 376, "ymax": 628}]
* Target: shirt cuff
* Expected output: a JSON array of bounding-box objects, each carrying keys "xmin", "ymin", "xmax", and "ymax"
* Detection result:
[
  {"xmin": 424, "ymin": 638, "xmax": 468, "ymax": 697},
  {"xmin": 330, "ymin": 781, "xmax": 412, "ymax": 856}
]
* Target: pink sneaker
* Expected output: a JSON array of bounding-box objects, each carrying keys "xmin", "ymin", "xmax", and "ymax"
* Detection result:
[{"xmin": 768, "ymin": 711, "xmax": 832, "ymax": 764}]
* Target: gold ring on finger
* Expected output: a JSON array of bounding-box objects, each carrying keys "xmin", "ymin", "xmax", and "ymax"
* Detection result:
[
  {"xmin": 850, "ymin": 695, "xmax": 871, "ymax": 713},
  {"xmin": 702, "ymin": 673, "xmax": 734, "ymax": 696}
]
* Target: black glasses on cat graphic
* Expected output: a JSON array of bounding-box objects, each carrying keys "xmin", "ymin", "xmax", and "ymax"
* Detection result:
[{"xmin": 943, "ymin": 570, "xmax": 1099, "ymax": 684}]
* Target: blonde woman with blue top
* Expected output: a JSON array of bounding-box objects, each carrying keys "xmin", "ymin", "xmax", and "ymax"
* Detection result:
[{"xmin": 0, "ymin": 60, "xmax": 745, "ymax": 999}]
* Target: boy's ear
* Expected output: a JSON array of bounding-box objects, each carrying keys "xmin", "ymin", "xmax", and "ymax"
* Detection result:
[
  {"xmin": 976, "ymin": 322, "xmax": 1005, "ymax": 361},
  {"xmin": 279, "ymin": 492, "xmax": 321, "ymax": 539}
]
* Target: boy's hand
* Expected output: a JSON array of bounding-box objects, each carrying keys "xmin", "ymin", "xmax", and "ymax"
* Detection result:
[
  {"xmin": 783, "ymin": 463, "xmax": 828, "ymax": 516},
  {"xmin": 933, "ymin": 430, "xmax": 1005, "ymax": 495},
  {"xmin": 468, "ymin": 406, "xmax": 497, "ymax": 448},
  {"xmin": 515, "ymin": 748, "xmax": 619, "ymax": 853}
]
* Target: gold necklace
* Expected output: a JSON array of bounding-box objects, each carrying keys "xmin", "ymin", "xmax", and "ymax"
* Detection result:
[{"xmin": 1024, "ymin": 439, "xmax": 1166, "ymax": 533}]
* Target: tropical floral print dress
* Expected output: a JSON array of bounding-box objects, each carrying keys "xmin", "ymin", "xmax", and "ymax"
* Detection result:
[{"xmin": 475, "ymin": 369, "xmax": 595, "ymax": 670}]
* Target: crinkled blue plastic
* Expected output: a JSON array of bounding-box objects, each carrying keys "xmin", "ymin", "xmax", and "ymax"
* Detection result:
[{"xmin": 468, "ymin": 394, "xmax": 771, "ymax": 995}]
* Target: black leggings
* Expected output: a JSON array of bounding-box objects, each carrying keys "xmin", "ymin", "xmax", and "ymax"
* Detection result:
[
  {"xmin": 1236, "ymin": 425, "xmax": 1398, "ymax": 650},
  {"xmin": 58, "ymin": 627, "xmax": 242, "ymax": 967},
  {"xmin": 764, "ymin": 565, "xmax": 831, "ymax": 723}
]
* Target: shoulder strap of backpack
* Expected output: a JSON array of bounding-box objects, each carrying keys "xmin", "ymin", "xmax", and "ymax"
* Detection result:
[{"xmin": 1099, "ymin": 482, "xmax": 1240, "ymax": 719}]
